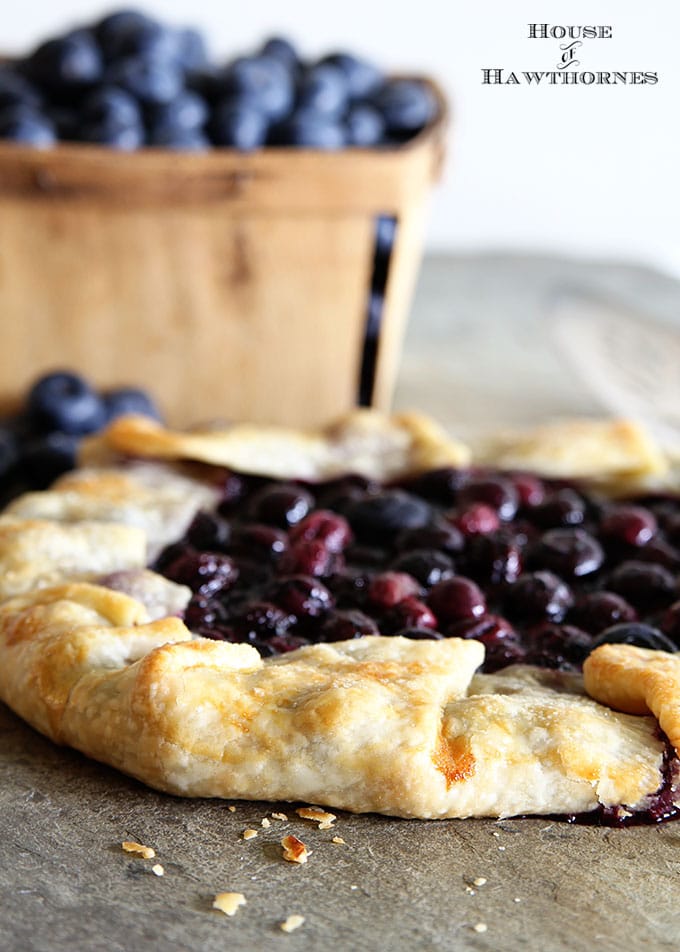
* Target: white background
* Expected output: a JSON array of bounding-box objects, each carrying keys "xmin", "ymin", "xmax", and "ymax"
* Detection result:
[{"xmin": 4, "ymin": 1, "xmax": 679, "ymax": 269}]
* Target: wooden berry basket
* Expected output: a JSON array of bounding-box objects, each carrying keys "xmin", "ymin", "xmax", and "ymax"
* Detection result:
[{"xmin": 0, "ymin": 80, "xmax": 447, "ymax": 428}]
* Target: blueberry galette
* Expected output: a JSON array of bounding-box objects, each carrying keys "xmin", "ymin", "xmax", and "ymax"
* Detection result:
[{"xmin": 0, "ymin": 410, "xmax": 679, "ymax": 823}]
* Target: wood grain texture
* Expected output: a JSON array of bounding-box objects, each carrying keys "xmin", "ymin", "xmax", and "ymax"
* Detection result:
[{"xmin": 0, "ymin": 83, "xmax": 447, "ymax": 427}]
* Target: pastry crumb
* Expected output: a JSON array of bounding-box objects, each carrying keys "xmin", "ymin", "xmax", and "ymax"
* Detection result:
[
  {"xmin": 350, "ymin": 885, "xmax": 358, "ymax": 891},
  {"xmin": 151, "ymin": 864, "xmax": 164, "ymax": 877},
  {"xmin": 498, "ymin": 846, "xmax": 506, "ymax": 852},
  {"xmin": 465, "ymin": 887, "xmax": 476, "ymax": 896},
  {"xmin": 121, "ymin": 841, "xmax": 155, "ymax": 859},
  {"xmin": 281, "ymin": 835, "xmax": 310, "ymax": 864},
  {"xmin": 295, "ymin": 806, "xmax": 336, "ymax": 829},
  {"xmin": 228, "ymin": 805, "xmax": 236, "ymax": 813},
  {"xmin": 242, "ymin": 829, "xmax": 258, "ymax": 840},
  {"xmin": 272, "ymin": 812, "xmax": 288, "ymax": 821},
  {"xmin": 473, "ymin": 877, "xmax": 487, "ymax": 886},
  {"xmin": 212, "ymin": 892, "xmax": 246, "ymax": 917},
  {"xmin": 280, "ymin": 914, "xmax": 305, "ymax": 933},
  {"xmin": 331, "ymin": 836, "xmax": 346, "ymax": 845},
  {"xmin": 261, "ymin": 817, "xmax": 271, "ymax": 829},
  {"xmin": 473, "ymin": 923, "xmax": 488, "ymax": 934},
  {"xmin": 514, "ymin": 898, "xmax": 521, "ymax": 903}
]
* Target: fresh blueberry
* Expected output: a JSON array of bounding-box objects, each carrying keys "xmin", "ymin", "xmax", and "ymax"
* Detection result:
[
  {"xmin": 80, "ymin": 85, "xmax": 142, "ymax": 129},
  {"xmin": 19, "ymin": 432, "xmax": 79, "ymax": 489},
  {"xmin": 210, "ymin": 100, "xmax": 268, "ymax": 149},
  {"xmin": 296, "ymin": 63, "xmax": 348, "ymax": 116},
  {"xmin": 27, "ymin": 31, "xmax": 103, "ymax": 87},
  {"xmin": 372, "ymin": 79, "xmax": 437, "ymax": 136},
  {"xmin": 591, "ymin": 622, "xmax": 677, "ymax": 653},
  {"xmin": 107, "ymin": 55, "xmax": 183, "ymax": 105},
  {"xmin": 222, "ymin": 56, "xmax": 294, "ymax": 122},
  {"xmin": 101, "ymin": 16, "xmax": 180, "ymax": 64},
  {"xmin": 320, "ymin": 52, "xmax": 383, "ymax": 99},
  {"xmin": 147, "ymin": 90, "xmax": 208, "ymax": 133},
  {"xmin": 148, "ymin": 127, "xmax": 208, "ymax": 149},
  {"xmin": 27, "ymin": 371, "xmax": 107, "ymax": 435},
  {"xmin": 346, "ymin": 490, "xmax": 432, "ymax": 542},
  {"xmin": 260, "ymin": 36, "xmax": 300, "ymax": 72},
  {"xmin": 103, "ymin": 386, "xmax": 161, "ymax": 421},
  {"xmin": 95, "ymin": 9, "xmax": 156, "ymax": 53},
  {"xmin": 176, "ymin": 28, "xmax": 209, "ymax": 71},
  {"xmin": 0, "ymin": 427, "xmax": 19, "ymax": 479},
  {"xmin": 78, "ymin": 120, "xmax": 144, "ymax": 149},
  {"xmin": 0, "ymin": 106, "xmax": 56, "ymax": 147},
  {"xmin": 345, "ymin": 103, "xmax": 386, "ymax": 146},
  {"xmin": 0, "ymin": 69, "xmax": 42, "ymax": 109},
  {"xmin": 271, "ymin": 109, "xmax": 346, "ymax": 149}
]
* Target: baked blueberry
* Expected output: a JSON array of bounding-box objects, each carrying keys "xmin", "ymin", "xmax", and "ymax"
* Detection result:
[
  {"xmin": 457, "ymin": 476, "xmax": 519, "ymax": 521},
  {"xmin": 607, "ymin": 560, "xmax": 677, "ymax": 611},
  {"xmin": 427, "ymin": 576, "xmax": 486, "ymax": 623},
  {"xmin": 590, "ymin": 622, "xmax": 677, "ymax": 653},
  {"xmin": 248, "ymin": 484, "xmax": 313, "ymax": 528},
  {"xmin": 390, "ymin": 549, "xmax": 454, "ymax": 587},
  {"xmin": 505, "ymin": 571, "xmax": 573, "ymax": 624},
  {"xmin": 531, "ymin": 528, "xmax": 604, "ymax": 579},
  {"xmin": 318, "ymin": 609, "xmax": 379, "ymax": 641},
  {"xmin": 530, "ymin": 488, "xmax": 587, "ymax": 528},
  {"xmin": 569, "ymin": 591, "xmax": 637, "ymax": 635},
  {"xmin": 27, "ymin": 371, "xmax": 107, "ymax": 435},
  {"xmin": 367, "ymin": 571, "xmax": 421, "ymax": 609},
  {"xmin": 289, "ymin": 510, "xmax": 353, "ymax": 552},
  {"xmin": 346, "ymin": 490, "xmax": 431, "ymax": 542},
  {"xmin": 266, "ymin": 575, "xmax": 334, "ymax": 622}
]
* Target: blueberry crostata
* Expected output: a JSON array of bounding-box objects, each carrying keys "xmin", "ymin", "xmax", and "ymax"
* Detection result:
[{"xmin": 0, "ymin": 410, "xmax": 679, "ymax": 824}]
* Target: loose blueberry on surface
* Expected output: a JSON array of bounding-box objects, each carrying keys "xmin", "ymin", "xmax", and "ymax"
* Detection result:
[
  {"xmin": 27, "ymin": 371, "xmax": 107, "ymax": 435},
  {"xmin": 347, "ymin": 490, "xmax": 431, "ymax": 542},
  {"xmin": 103, "ymin": 386, "xmax": 161, "ymax": 421},
  {"xmin": 505, "ymin": 571, "xmax": 573, "ymax": 624},
  {"xmin": 531, "ymin": 528, "xmax": 604, "ymax": 579},
  {"xmin": 568, "ymin": 591, "xmax": 637, "ymax": 635},
  {"xmin": 607, "ymin": 560, "xmax": 677, "ymax": 611},
  {"xmin": 390, "ymin": 549, "xmax": 454, "ymax": 588},
  {"xmin": 19, "ymin": 432, "xmax": 79, "ymax": 489},
  {"xmin": 427, "ymin": 576, "xmax": 486, "ymax": 623},
  {"xmin": 590, "ymin": 622, "xmax": 677, "ymax": 653}
]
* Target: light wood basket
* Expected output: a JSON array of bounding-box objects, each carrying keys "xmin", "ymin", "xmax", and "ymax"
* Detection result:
[{"xmin": 0, "ymin": 81, "xmax": 447, "ymax": 428}]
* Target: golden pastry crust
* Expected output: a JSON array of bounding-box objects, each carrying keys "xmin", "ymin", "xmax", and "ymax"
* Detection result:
[
  {"xmin": 0, "ymin": 589, "xmax": 665, "ymax": 818},
  {"xmin": 584, "ymin": 645, "xmax": 680, "ymax": 753},
  {"xmin": 79, "ymin": 408, "xmax": 472, "ymax": 481},
  {"xmin": 0, "ymin": 409, "xmax": 676, "ymax": 819}
]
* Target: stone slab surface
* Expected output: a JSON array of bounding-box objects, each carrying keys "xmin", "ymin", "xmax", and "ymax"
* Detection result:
[{"xmin": 3, "ymin": 253, "xmax": 680, "ymax": 951}]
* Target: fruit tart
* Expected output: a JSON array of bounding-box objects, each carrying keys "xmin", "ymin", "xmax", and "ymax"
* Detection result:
[{"xmin": 0, "ymin": 409, "xmax": 678, "ymax": 824}]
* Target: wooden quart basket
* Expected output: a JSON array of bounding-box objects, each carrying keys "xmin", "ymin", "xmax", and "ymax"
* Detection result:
[{"xmin": 0, "ymin": 81, "xmax": 447, "ymax": 428}]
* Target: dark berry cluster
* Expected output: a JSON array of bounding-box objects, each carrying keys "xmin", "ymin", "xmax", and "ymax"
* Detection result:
[
  {"xmin": 0, "ymin": 370, "xmax": 160, "ymax": 504},
  {"xmin": 0, "ymin": 9, "xmax": 438, "ymax": 150},
  {"xmin": 155, "ymin": 464, "xmax": 680, "ymax": 672}
]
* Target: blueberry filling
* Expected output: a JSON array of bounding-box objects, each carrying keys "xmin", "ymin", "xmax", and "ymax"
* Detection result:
[{"xmin": 155, "ymin": 463, "xmax": 680, "ymax": 825}]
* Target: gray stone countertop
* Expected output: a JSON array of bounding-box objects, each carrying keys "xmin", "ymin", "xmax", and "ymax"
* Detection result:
[{"xmin": 2, "ymin": 253, "xmax": 680, "ymax": 952}]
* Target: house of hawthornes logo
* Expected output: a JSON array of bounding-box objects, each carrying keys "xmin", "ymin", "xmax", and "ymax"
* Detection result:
[{"xmin": 482, "ymin": 23, "xmax": 658, "ymax": 85}]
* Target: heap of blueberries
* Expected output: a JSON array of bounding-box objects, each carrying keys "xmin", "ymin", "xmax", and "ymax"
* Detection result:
[
  {"xmin": 0, "ymin": 9, "xmax": 438, "ymax": 151},
  {"xmin": 0, "ymin": 370, "xmax": 160, "ymax": 504},
  {"xmin": 156, "ymin": 465, "xmax": 680, "ymax": 679}
]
